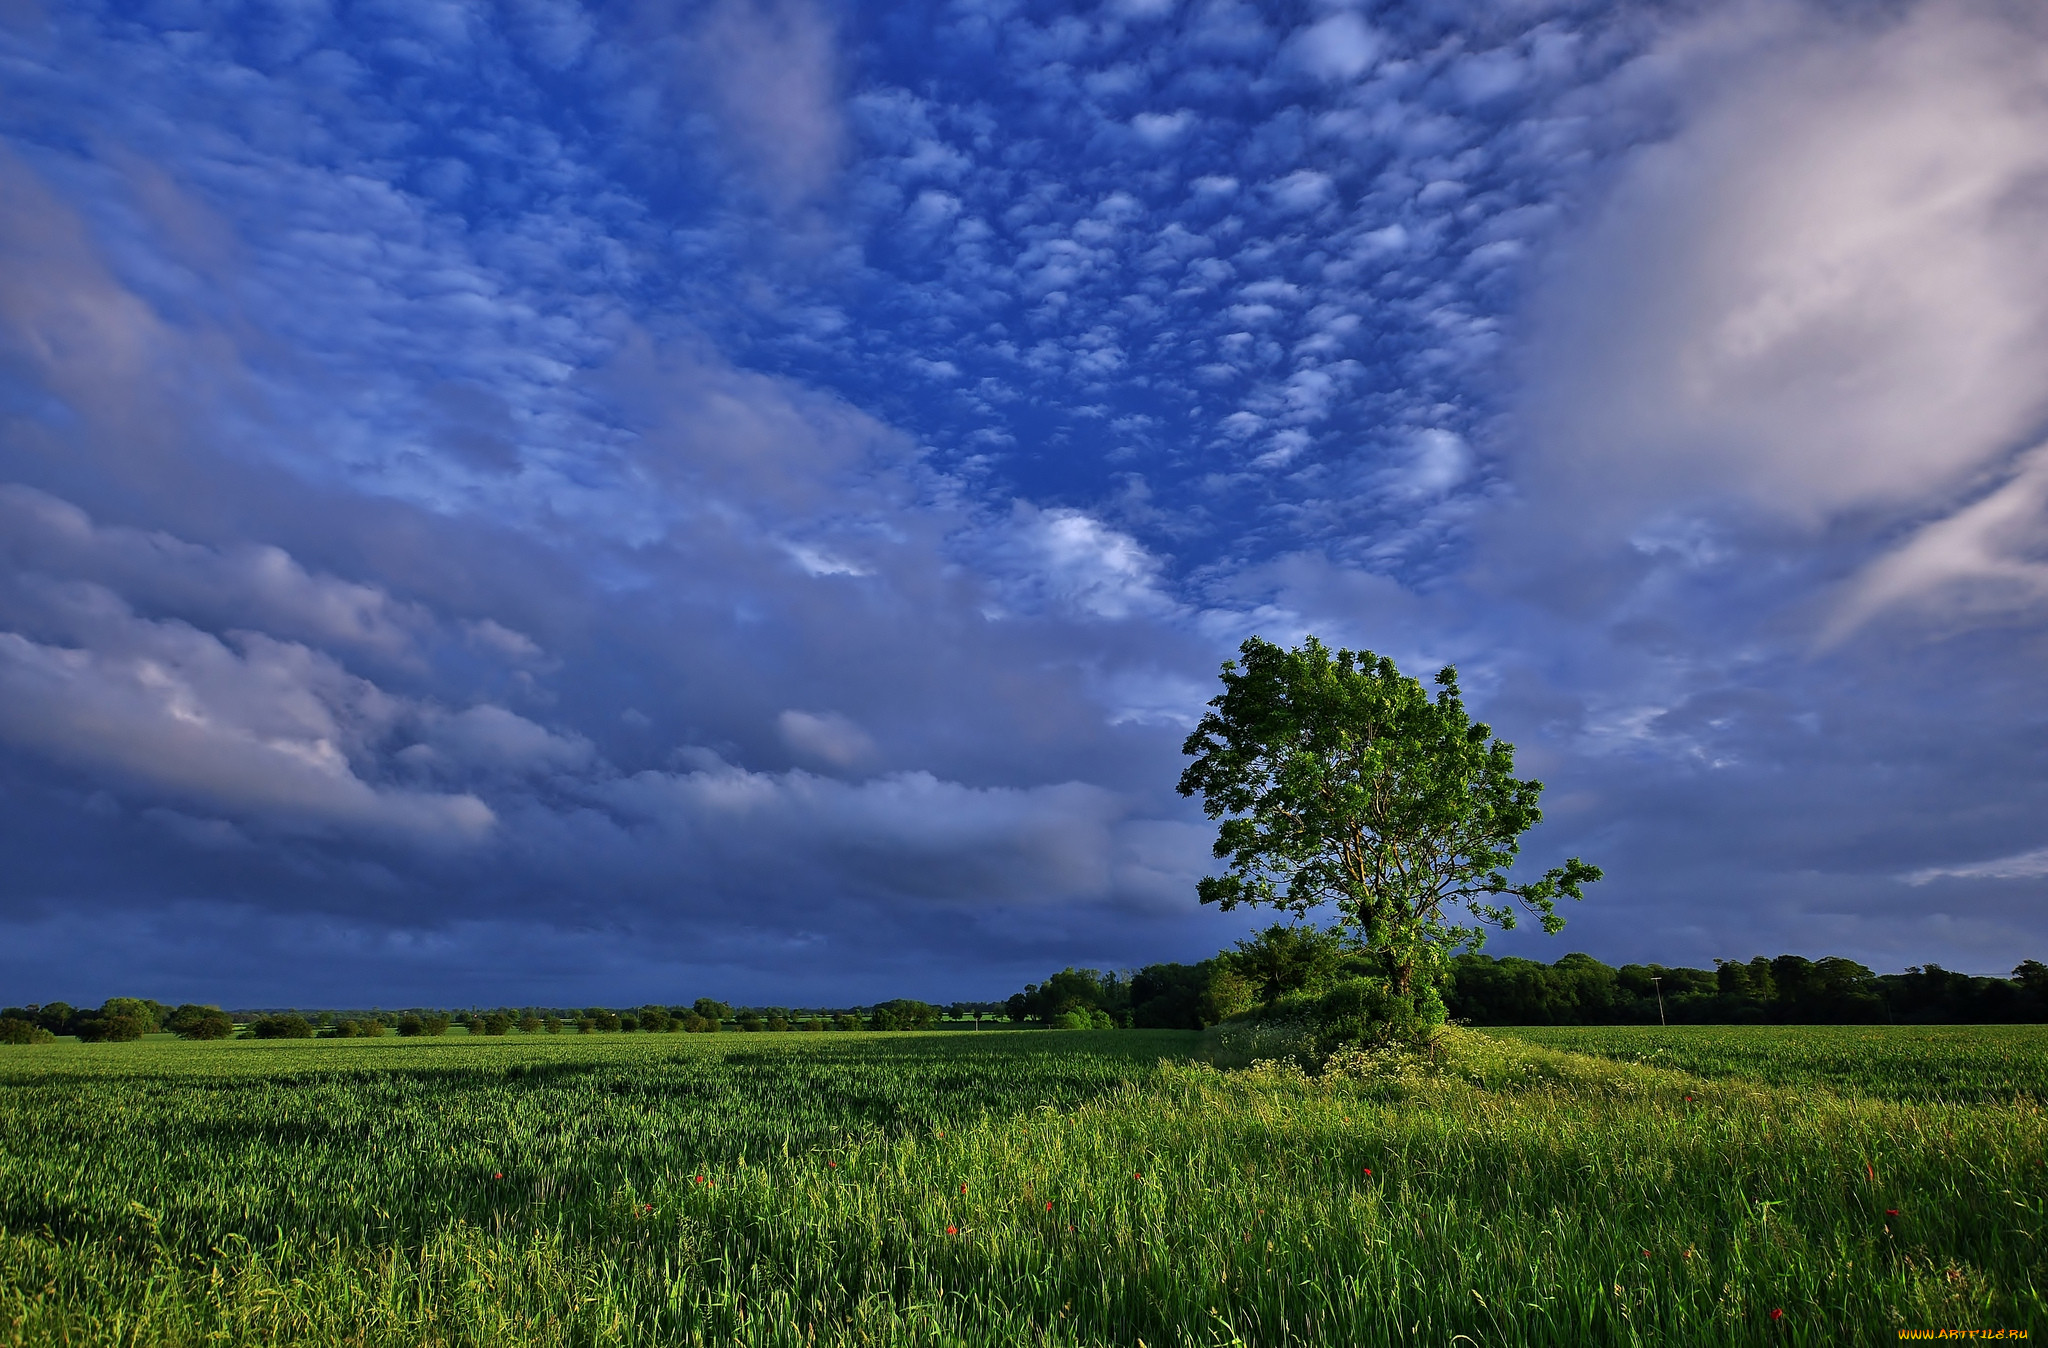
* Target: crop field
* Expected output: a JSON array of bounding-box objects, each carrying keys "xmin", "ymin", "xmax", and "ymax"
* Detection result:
[
  {"xmin": 1493, "ymin": 1024, "xmax": 2048, "ymax": 1103},
  {"xmin": 1, "ymin": 1028, "xmax": 2043, "ymax": 1346}
]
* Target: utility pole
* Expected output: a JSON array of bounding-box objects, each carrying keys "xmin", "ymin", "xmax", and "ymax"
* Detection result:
[{"xmin": 1651, "ymin": 975, "xmax": 1666, "ymax": 1027}]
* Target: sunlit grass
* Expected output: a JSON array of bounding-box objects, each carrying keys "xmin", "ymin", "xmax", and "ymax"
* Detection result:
[{"xmin": 0, "ymin": 1028, "xmax": 2042, "ymax": 1344}]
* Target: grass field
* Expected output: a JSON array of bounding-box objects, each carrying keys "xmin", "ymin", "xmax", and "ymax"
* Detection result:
[
  {"xmin": 1, "ymin": 1027, "xmax": 2043, "ymax": 1346},
  {"xmin": 1493, "ymin": 1024, "xmax": 2048, "ymax": 1103}
]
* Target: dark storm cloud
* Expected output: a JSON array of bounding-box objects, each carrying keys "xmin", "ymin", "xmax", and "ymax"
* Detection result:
[{"xmin": 1, "ymin": 0, "xmax": 2044, "ymax": 1004}]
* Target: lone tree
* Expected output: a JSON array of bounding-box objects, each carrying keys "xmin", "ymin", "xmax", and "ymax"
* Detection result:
[{"xmin": 1178, "ymin": 636, "xmax": 1600, "ymax": 996}]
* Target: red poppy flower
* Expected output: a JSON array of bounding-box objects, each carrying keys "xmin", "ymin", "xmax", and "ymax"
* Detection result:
[
  {"xmin": 828, "ymin": 1162, "xmax": 836, "ymax": 1168},
  {"xmin": 947, "ymin": 1226, "xmax": 957, "ymax": 1235},
  {"xmin": 1886, "ymin": 1209, "xmax": 1899, "ymax": 1217},
  {"xmin": 1045, "ymin": 1201, "xmax": 1052, "ymax": 1210},
  {"xmin": 493, "ymin": 1172, "xmax": 502, "ymax": 1179},
  {"xmin": 1770, "ymin": 1309, "xmax": 1783, "ymax": 1321},
  {"xmin": 960, "ymin": 1184, "xmax": 967, "ymax": 1194},
  {"xmin": 1362, "ymin": 1167, "xmax": 1372, "ymax": 1175}
]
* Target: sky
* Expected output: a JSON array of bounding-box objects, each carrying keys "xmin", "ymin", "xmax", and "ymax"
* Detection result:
[{"xmin": 2, "ymin": 0, "xmax": 2046, "ymax": 1008}]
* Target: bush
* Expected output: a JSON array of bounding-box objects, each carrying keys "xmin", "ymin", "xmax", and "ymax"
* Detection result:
[
  {"xmin": 166, "ymin": 1004, "xmax": 234, "ymax": 1040},
  {"xmin": 1206, "ymin": 977, "xmax": 1445, "ymax": 1072},
  {"xmin": 396, "ymin": 1014, "xmax": 449, "ymax": 1037},
  {"xmin": 76, "ymin": 1014, "xmax": 146, "ymax": 1043},
  {"xmin": 249, "ymin": 1015, "xmax": 314, "ymax": 1039},
  {"xmin": 0, "ymin": 1017, "xmax": 54, "ymax": 1044},
  {"xmin": 543, "ymin": 1016, "xmax": 563, "ymax": 1034},
  {"xmin": 479, "ymin": 1012, "xmax": 513, "ymax": 1036},
  {"xmin": 835, "ymin": 1014, "xmax": 861, "ymax": 1031},
  {"xmin": 519, "ymin": 1014, "xmax": 543, "ymax": 1033}
]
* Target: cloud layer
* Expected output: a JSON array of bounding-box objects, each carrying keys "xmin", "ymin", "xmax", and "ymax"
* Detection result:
[{"xmin": 0, "ymin": 0, "xmax": 2045, "ymax": 1003}]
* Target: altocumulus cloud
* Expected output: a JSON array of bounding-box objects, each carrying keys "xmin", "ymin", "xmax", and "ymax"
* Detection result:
[{"xmin": 0, "ymin": 0, "xmax": 2045, "ymax": 1004}]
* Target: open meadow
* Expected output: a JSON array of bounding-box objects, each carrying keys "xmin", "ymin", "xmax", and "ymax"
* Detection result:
[{"xmin": 1, "ymin": 1026, "xmax": 2043, "ymax": 1346}]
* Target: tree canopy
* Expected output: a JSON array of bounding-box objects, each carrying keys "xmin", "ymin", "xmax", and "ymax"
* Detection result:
[{"xmin": 1178, "ymin": 636, "xmax": 1601, "ymax": 992}]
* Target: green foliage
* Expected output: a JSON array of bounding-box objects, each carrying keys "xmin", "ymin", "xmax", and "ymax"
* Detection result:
[
  {"xmin": 1179, "ymin": 636, "xmax": 1601, "ymax": 990},
  {"xmin": 249, "ymin": 1015, "xmax": 314, "ymax": 1040},
  {"xmin": 867, "ymin": 999, "xmax": 940, "ymax": 1031},
  {"xmin": 166, "ymin": 1005, "xmax": 235, "ymax": 1040},
  {"xmin": 1449, "ymin": 952, "xmax": 2047, "ymax": 1026},
  {"xmin": 396, "ymin": 1014, "xmax": 451, "ymax": 1038},
  {"xmin": 0, "ymin": 1018, "xmax": 54, "ymax": 1045},
  {"xmin": 74, "ymin": 1014, "xmax": 145, "ymax": 1043},
  {"xmin": 98, "ymin": 998, "xmax": 166, "ymax": 1032},
  {"xmin": 1494, "ymin": 1024, "xmax": 2048, "ymax": 1103},
  {"xmin": 0, "ymin": 1029, "xmax": 2040, "ymax": 1343}
]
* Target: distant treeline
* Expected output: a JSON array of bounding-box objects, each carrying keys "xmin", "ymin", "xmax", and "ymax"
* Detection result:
[
  {"xmin": 0, "ymin": 997, "xmax": 1015, "ymax": 1043},
  {"xmin": 1003, "ymin": 928, "xmax": 2048, "ymax": 1030}
]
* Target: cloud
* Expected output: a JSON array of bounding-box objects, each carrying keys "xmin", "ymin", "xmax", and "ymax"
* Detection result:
[
  {"xmin": 1283, "ymin": 12, "xmax": 1382, "ymax": 84},
  {"xmin": 1902, "ymin": 846, "xmax": 2048, "ymax": 886},
  {"xmin": 777, "ymin": 709, "xmax": 877, "ymax": 768},
  {"xmin": 0, "ymin": 484, "xmax": 433, "ymax": 664},
  {"xmin": 1514, "ymin": 0, "xmax": 2048, "ymax": 606},
  {"xmin": 1824, "ymin": 444, "xmax": 2048, "ymax": 643},
  {"xmin": 988, "ymin": 503, "xmax": 1175, "ymax": 621},
  {"xmin": 0, "ymin": 598, "xmax": 494, "ymax": 844},
  {"xmin": 675, "ymin": 0, "xmax": 847, "ymax": 211}
]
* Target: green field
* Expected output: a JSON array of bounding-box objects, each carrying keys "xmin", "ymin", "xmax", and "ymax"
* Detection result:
[
  {"xmin": 1, "ymin": 1027, "xmax": 2043, "ymax": 1345},
  {"xmin": 1492, "ymin": 1024, "xmax": 2048, "ymax": 1103}
]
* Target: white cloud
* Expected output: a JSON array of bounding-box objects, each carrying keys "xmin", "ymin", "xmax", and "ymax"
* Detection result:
[
  {"xmin": 0, "ymin": 599, "xmax": 493, "ymax": 843},
  {"xmin": 1520, "ymin": 0, "xmax": 2048, "ymax": 569},
  {"xmin": 1902, "ymin": 846, "xmax": 2048, "ymax": 886},
  {"xmin": 990, "ymin": 503, "xmax": 1174, "ymax": 621},
  {"xmin": 1266, "ymin": 169, "xmax": 1336, "ymax": 214},
  {"xmin": 1131, "ymin": 109, "xmax": 1196, "ymax": 144},
  {"xmin": 0, "ymin": 484, "xmax": 432, "ymax": 663},
  {"xmin": 1284, "ymin": 12, "xmax": 1382, "ymax": 83},
  {"xmin": 1825, "ymin": 444, "xmax": 2048, "ymax": 643},
  {"xmin": 777, "ymin": 709, "xmax": 878, "ymax": 768}
]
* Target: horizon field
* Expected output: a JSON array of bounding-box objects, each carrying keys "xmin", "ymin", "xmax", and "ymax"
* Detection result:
[{"xmin": 2, "ymin": 1026, "xmax": 2042, "ymax": 1345}]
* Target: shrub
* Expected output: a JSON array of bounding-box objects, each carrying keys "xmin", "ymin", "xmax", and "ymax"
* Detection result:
[
  {"xmin": 0, "ymin": 1017, "xmax": 54, "ymax": 1045},
  {"xmin": 76, "ymin": 1015, "xmax": 146, "ymax": 1043},
  {"xmin": 834, "ymin": 1014, "xmax": 861, "ymax": 1031},
  {"xmin": 519, "ymin": 1014, "xmax": 543, "ymax": 1033},
  {"xmin": 398, "ymin": 1014, "xmax": 453, "ymax": 1037},
  {"xmin": 543, "ymin": 1016, "xmax": 564, "ymax": 1034},
  {"xmin": 249, "ymin": 1015, "xmax": 314, "ymax": 1040},
  {"xmin": 479, "ymin": 1012, "xmax": 513, "ymax": 1036},
  {"xmin": 680, "ymin": 1013, "xmax": 712, "ymax": 1032},
  {"xmin": 619, "ymin": 1015, "xmax": 640, "ymax": 1033},
  {"xmin": 1205, "ymin": 977, "xmax": 1444, "ymax": 1072},
  {"xmin": 166, "ymin": 1004, "xmax": 234, "ymax": 1040}
]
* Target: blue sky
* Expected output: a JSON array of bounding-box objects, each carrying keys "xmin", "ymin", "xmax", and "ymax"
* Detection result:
[{"xmin": 3, "ymin": 0, "xmax": 2046, "ymax": 1006}]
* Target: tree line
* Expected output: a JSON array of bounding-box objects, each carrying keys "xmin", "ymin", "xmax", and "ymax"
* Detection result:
[
  {"xmin": 1002, "ymin": 926, "xmax": 2048, "ymax": 1030},
  {"xmin": 0, "ymin": 997, "xmax": 999, "ymax": 1043}
]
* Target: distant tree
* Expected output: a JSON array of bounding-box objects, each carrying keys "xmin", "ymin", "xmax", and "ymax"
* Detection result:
[
  {"xmin": 33, "ymin": 1002, "xmax": 75, "ymax": 1035},
  {"xmin": 76, "ymin": 1014, "xmax": 146, "ymax": 1042},
  {"xmin": 1178, "ymin": 636, "xmax": 1600, "ymax": 996},
  {"xmin": 0, "ymin": 1017, "xmax": 54, "ymax": 1044},
  {"xmin": 543, "ymin": 1015, "xmax": 564, "ymax": 1034},
  {"xmin": 868, "ymin": 999, "xmax": 940, "ymax": 1031},
  {"xmin": 834, "ymin": 1013, "xmax": 861, "ymax": 1031},
  {"xmin": 249, "ymin": 1014, "xmax": 314, "ymax": 1039},
  {"xmin": 693, "ymin": 999, "xmax": 733, "ymax": 1024},
  {"xmin": 100, "ymin": 998, "xmax": 165, "ymax": 1032},
  {"xmin": 398, "ymin": 1014, "xmax": 426, "ymax": 1036},
  {"xmin": 166, "ymin": 1004, "xmax": 235, "ymax": 1040}
]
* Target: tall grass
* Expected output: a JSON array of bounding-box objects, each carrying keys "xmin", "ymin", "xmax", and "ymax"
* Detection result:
[
  {"xmin": 1491, "ymin": 1023, "xmax": 2048, "ymax": 1103},
  {"xmin": 0, "ymin": 1028, "xmax": 2041, "ymax": 1344}
]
